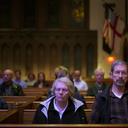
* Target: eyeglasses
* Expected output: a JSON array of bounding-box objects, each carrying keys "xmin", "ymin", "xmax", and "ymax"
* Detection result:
[{"xmin": 55, "ymin": 88, "xmax": 68, "ymax": 93}]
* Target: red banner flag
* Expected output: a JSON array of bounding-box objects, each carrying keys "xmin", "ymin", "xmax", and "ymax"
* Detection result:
[{"xmin": 103, "ymin": 10, "xmax": 124, "ymax": 55}]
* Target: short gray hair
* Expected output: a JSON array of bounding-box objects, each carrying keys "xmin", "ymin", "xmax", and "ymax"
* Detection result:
[
  {"xmin": 51, "ymin": 77, "xmax": 75, "ymax": 96},
  {"xmin": 111, "ymin": 60, "xmax": 128, "ymax": 73}
]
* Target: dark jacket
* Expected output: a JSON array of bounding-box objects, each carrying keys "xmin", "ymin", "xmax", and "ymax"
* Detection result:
[
  {"xmin": 33, "ymin": 96, "xmax": 87, "ymax": 124},
  {"xmin": 0, "ymin": 81, "xmax": 24, "ymax": 96},
  {"xmin": 91, "ymin": 85, "xmax": 128, "ymax": 124},
  {"xmin": 91, "ymin": 85, "xmax": 113, "ymax": 123},
  {"xmin": 0, "ymin": 98, "xmax": 8, "ymax": 109},
  {"xmin": 34, "ymin": 81, "xmax": 48, "ymax": 88},
  {"xmin": 87, "ymin": 82, "xmax": 107, "ymax": 97}
]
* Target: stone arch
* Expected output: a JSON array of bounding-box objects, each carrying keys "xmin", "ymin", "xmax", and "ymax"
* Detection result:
[
  {"xmin": 62, "ymin": 43, "xmax": 70, "ymax": 68},
  {"xmin": 13, "ymin": 43, "xmax": 21, "ymax": 69},
  {"xmin": 1, "ymin": 43, "xmax": 10, "ymax": 69},
  {"xmin": 25, "ymin": 44, "xmax": 33, "ymax": 74},
  {"xmin": 37, "ymin": 43, "xmax": 45, "ymax": 72},
  {"xmin": 74, "ymin": 43, "xmax": 82, "ymax": 70}
]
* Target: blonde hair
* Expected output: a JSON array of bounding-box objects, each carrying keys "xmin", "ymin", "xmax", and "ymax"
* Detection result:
[
  {"xmin": 111, "ymin": 60, "xmax": 127, "ymax": 73},
  {"xmin": 51, "ymin": 77, "xmax": 75, "ymax": 96},
  {"xmin": 54, "ymin": 66, "xmax": 69, "ymax": 78},
  {"xmin": 94, "ymin": 68, "xmax": 104, "ymax": 75}
]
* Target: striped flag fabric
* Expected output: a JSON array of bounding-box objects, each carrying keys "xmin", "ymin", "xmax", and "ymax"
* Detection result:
[{"xmin": 103, "ymin": 9, "xmax": 125, "ymax": 56}]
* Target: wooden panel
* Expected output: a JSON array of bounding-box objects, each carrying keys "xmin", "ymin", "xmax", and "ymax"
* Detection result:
[
  {"xmin": 86, "ymin": 101, "xmax": 94, "ymax": 109},
  {"xmin": 23, "ymin": 109, "xmax": 36, "ymax": 124},
  {"xmin": 84, "ymin": 96, "xmax": 95, "ymax": 102},
  {"xmin": 23, "ymin": 88, "xmax": 49, "ymax": 96},
  {"xmin": 0, "ymin": 30, "xmax": 97, "ymax": 80},
  {"xmin": 0, "ymin": 124, "xmax": 128, "ymax": 127},
  {"xmin": 0, "ymin": 109, "xmax": 19, "ymax": 124},
  {"xmin": 84, "ymin": 109, "xmax": 92, "ymax": 123},
  {"xmin": 2, "ymin": 96, "xmax": 42, "ymax": 109}
]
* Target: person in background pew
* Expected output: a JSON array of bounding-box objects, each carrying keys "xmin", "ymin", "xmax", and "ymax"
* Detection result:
[
  {"xmin": 87, "ymin": 68, "xmax": 107, "ymax": 96},
  {"xmin": 48, "ymin": 66, "xmax": 87, "ymax": 108},
  {"xmin": 0, "ymin": 70, "xmax": 3, "ymax": 85},
  {"xmin": 34, "ymin": 72, "xmax": 48, "ymax": 88},
  {"xmin": 0, "ymin": 97, "xmax": 8, "ymax": 109},
  {"xmin": 13, "ymin": 69, "xmax": 27, "ymax": 88},
  {"xmin": 25, "ymin": 72, "xmax": 36, "ymax": 87},
  {"xmin": 72, "ymin": 70, "xmax": 88, "ymax": 91},
  {"xmin": 0, "ymin": 69, "xmax": 24, "ymax": 96},
  {"xmin": 33, "ymin": 77, "xmax": 87, "ymax": 124},
  {"xmin": 54, "ymin": 65, "xmax": 69, "ymax": 79},
  {"xmin": 91, "ymin": 60, "xmax": 128, "ymax": 124}
]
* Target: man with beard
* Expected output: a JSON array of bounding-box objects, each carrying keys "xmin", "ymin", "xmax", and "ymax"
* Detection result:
[{"xmin": 91, "ymin": 60, "xmax": 128, "ymax": 124}]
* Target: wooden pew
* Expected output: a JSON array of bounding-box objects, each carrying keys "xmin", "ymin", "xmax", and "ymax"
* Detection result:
[
  {"xmin": 5, "ymin": 97, "xmax": 93, "ymax": 110},
  {"xmin": 86, "ymin": 101, "xmax": 94, "ymax": 109},
  {"xmin": 2, "ymin": 96, "xmax": 41, "ymax": 102},
  {"xmin": 0, "ymin": 124, "xmax": 128, "ymax": 128},
  {"xmin": 0, "ymin": 109, "xmax": 19, "ymax": 124},
  {"xmin": 23, "ymin": 88, "xmax": 49, "ymax": 96},
  {"xmin": 2, "ymin": 96, "xmax": 42, "ymax": 109},
  {"xmin": 84, "ymin": 109, "xmax": 92, "ymax": 123},
  {"xmin": 0, "ymin": 96, "xmax": 43, "ymax": 124},
  {"xmin": 79, "ymin": 90, "xmax": 87, "ymax": 96},
  {"xmin": 84, "ymin": 96, "xmax": 95, "ymax": 102},
  {"xmin": 23, "ymin": 109, "xmax": 93, "ymax": 124},
  {"xmin": 23, "ymin": 109, "xmax": 36, "ymax": 124},
  {"xmin": 0, "ymin": 96, "xmax": 94, "ymax": 124}
]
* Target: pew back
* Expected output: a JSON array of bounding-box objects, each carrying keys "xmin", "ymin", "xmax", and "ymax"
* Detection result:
[{"xmin": 0, "ymin": 109, "xmax": 19, "ymax": 124}]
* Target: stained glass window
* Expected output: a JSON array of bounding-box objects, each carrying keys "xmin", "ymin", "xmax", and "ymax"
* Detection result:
[{"xmin": 70, "ymin": 0, "xmax": 85, "ymax": 28}]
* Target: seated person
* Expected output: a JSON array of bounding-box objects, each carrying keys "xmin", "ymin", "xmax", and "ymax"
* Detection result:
[
  {"xmin": 0, "ymin": 98, "xmax": 8, "ymax": 109},
  {"xmin": 87, "ymin": 68, "xmax": 107, "ymax": 96},
  {"xmin": 34, "ymin": 72, "xmax": 48, "ymax": 88},
  {"xmin": 0, "ymin": 69, "xmax": 24, "ymax": 96},
  {"xmin": 25, "ymin": 72, "xmax": 36, "ymax": 87},
  {"xmin": 54, "ymin": 65, "xmax": 69, "ymax": 79},
  {"xmin": 13, "ymin": 69, "xmax": 27, "ymax": 88},
  {"xmin": 91, "ymin": 60, "xmax": 128, "ymax": 124},
  {"xmin": 33, "ymin": 77, "xmax": 87, "ymax": 124},
  {"xmin": 73, "ymin": 70, "xmax": 88, "ymax": 91},
  {"xmin": 0, "ymin": 70, "xmax": 3, "ymax": 85},
  {"xmin": 48, "ymin": 66, "xmax": 87, "ymax": 108}
]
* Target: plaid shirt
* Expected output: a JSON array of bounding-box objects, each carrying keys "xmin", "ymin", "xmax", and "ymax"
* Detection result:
[{"xmin": 110, "ymin": 90, "xmax": 128, "ymax": 124}]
